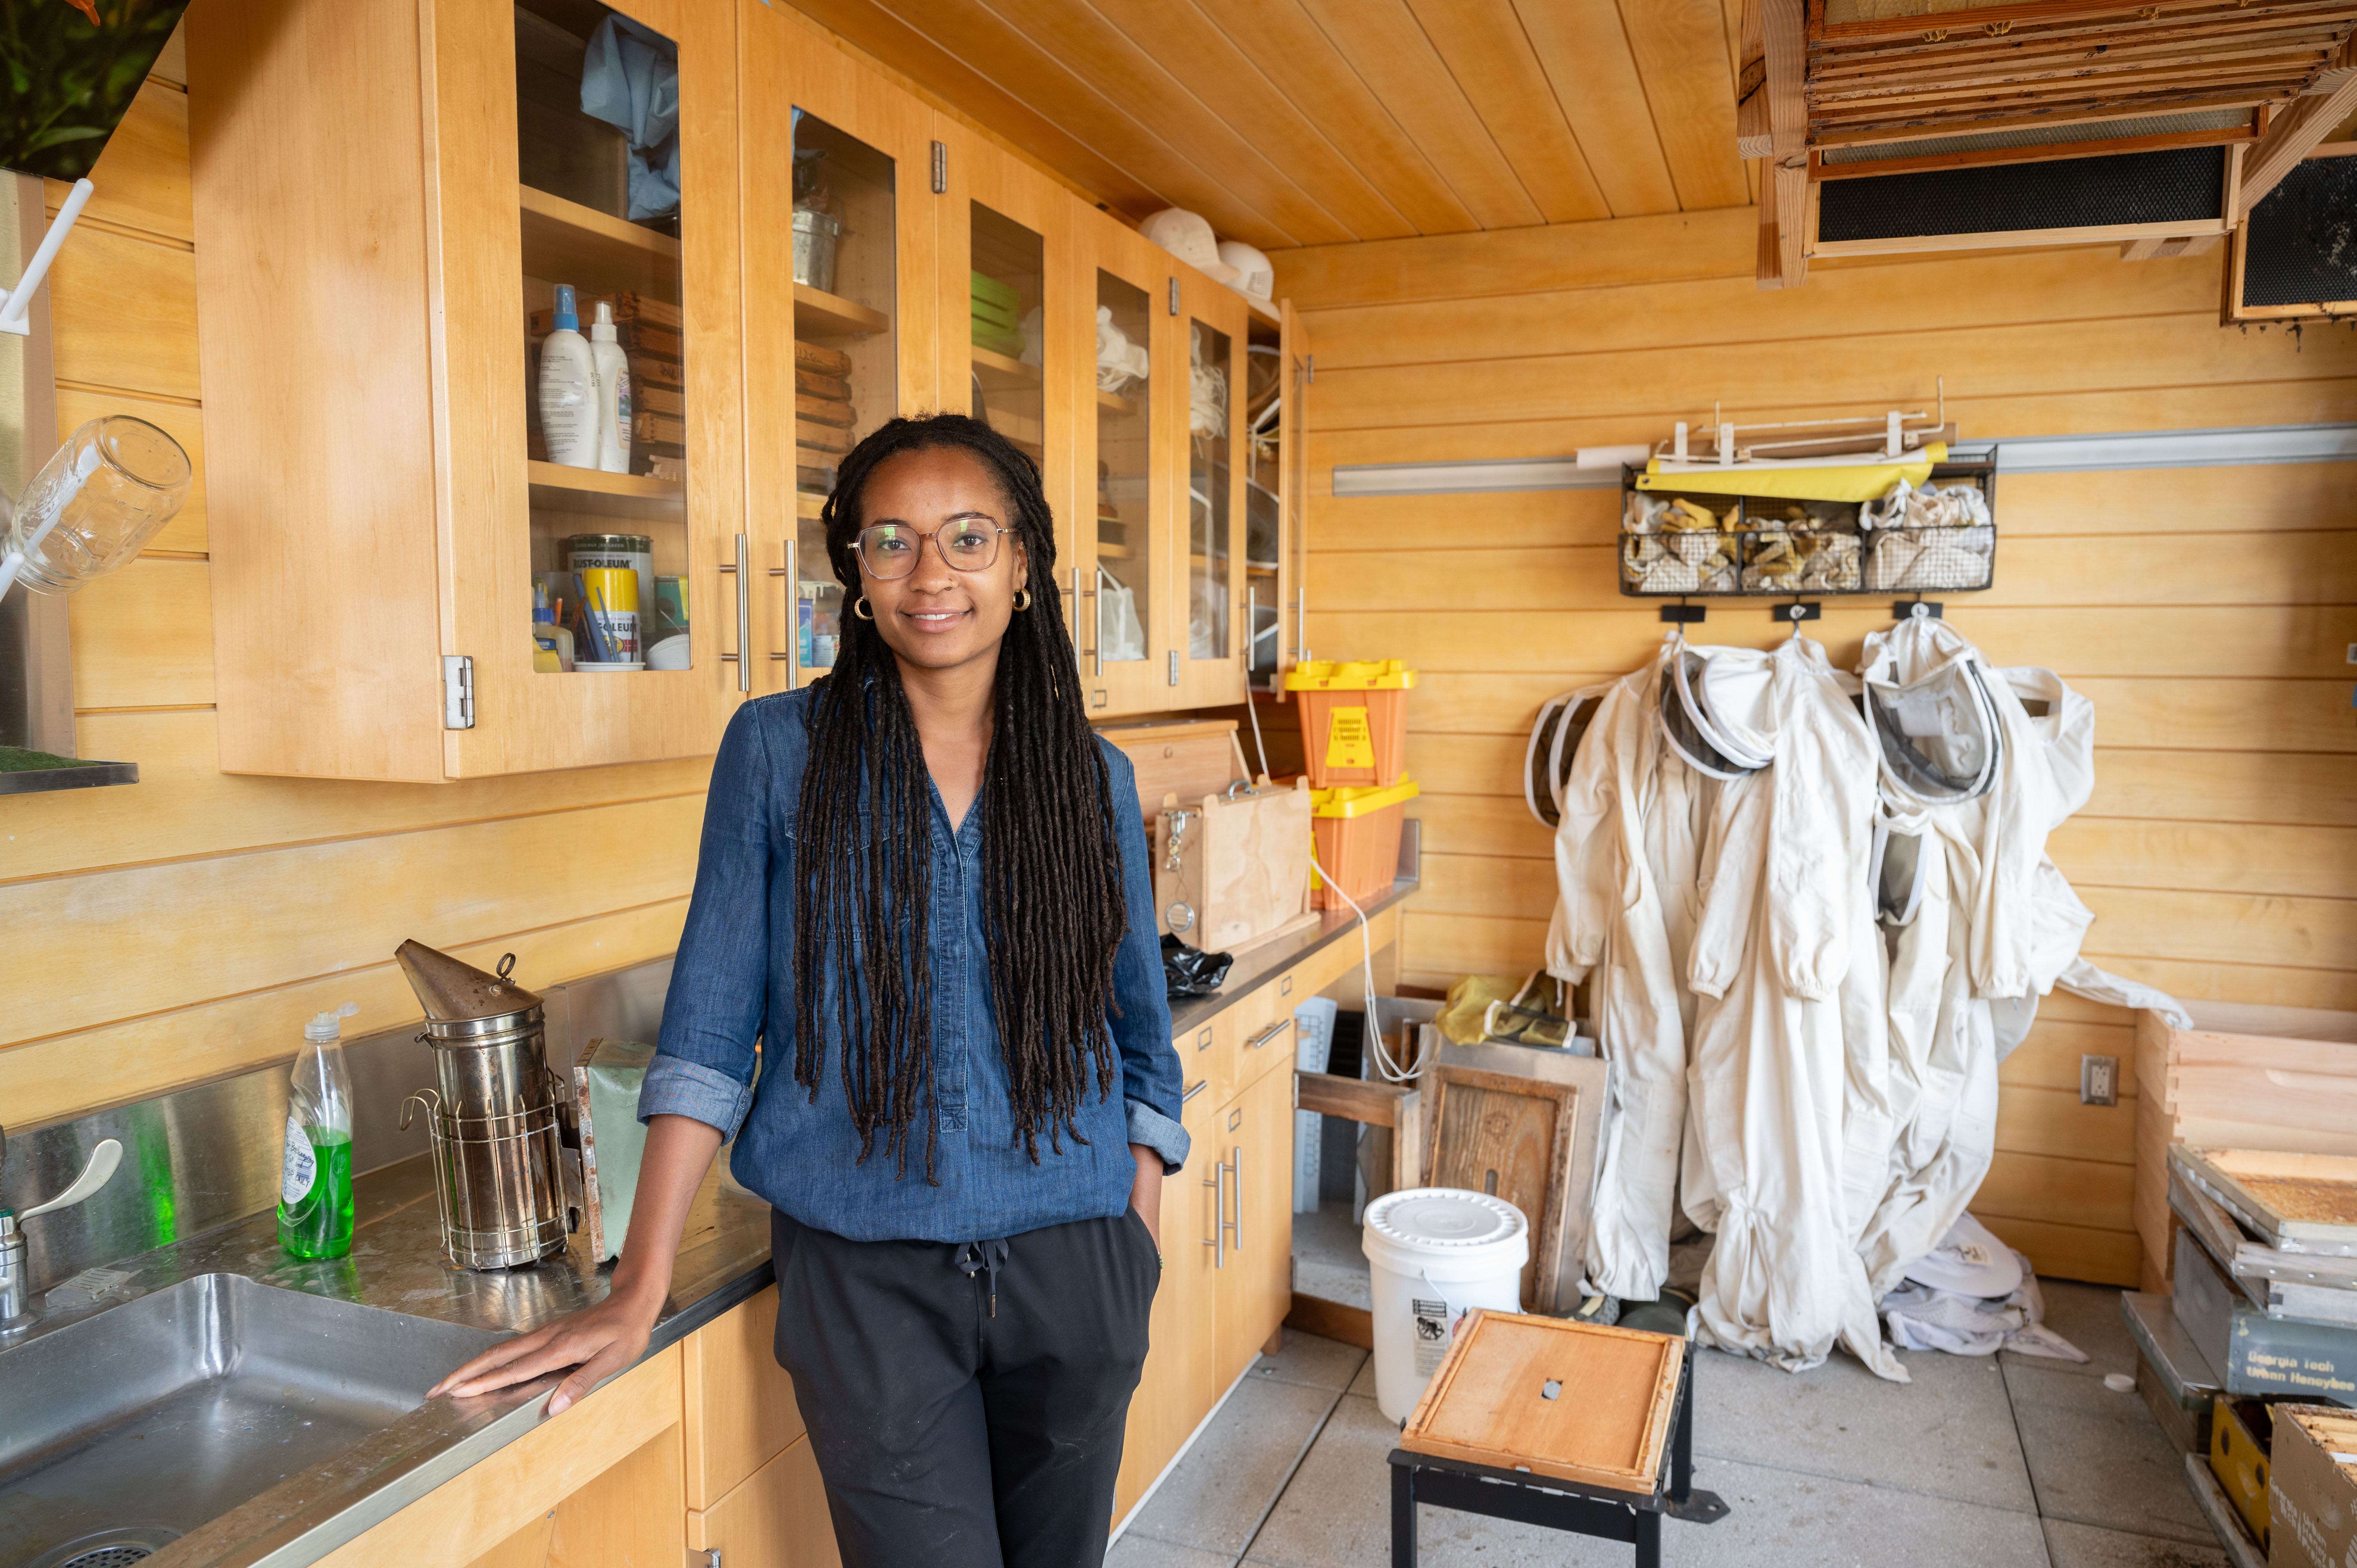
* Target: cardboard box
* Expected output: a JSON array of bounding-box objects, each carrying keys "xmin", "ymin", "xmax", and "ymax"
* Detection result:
[{"xmin": 2267, "ymin": 1403, "xmax": 2357, "ymax": 1568}]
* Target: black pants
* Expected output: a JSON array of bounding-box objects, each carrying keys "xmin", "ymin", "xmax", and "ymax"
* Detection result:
[{"xmin": 769, "ymin": 1206, "xmax": 1160, "ymax": 1568}]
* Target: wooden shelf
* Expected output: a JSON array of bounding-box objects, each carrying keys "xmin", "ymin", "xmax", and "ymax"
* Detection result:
[
  {"xmin": 1095, "ymin": 541, "xmax": 1135, "ymax": 560},
  {"xmin": 795, "ymin": 284, "xmax": 889, "ymax": 337},
  {"xmin": 518, "ymin": 185, "xmax": 678, "ymax": 297},
  {"xmin": 1097, "ymin": 388, "xmax": 1141, "ymax": 418},
  {"xmin": 797, "ymin": 490, "xmax": 827, "ymax": 520},
  {"xmin": 529, "ymin": 460, "xmax": 684, "ymax": 520},
  {"xmin": 970, "ymin": 344, "xmax": 1040, "ymax": 390}
]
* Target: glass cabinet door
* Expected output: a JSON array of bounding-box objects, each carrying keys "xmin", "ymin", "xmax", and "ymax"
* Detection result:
[
  {"xmin": 1184, "ymin": 319, "xmax": 1234, "ymax": 677},
  {"xmin": 968, "ymin": 203, "xmax": 1048, "ymax": 486},
  {"xmin": 787, "ymin": 109, "xmax": 899, "ymax": 679},
  {"xmin": 514, "ymin": 0, "xmax": 694, "ymax": 681},
  {"xmin": 1244, "ymin": 313, "xmax": 1284, "ymax": 690},
  {"xmin": 1090, "ymin": 265, "xmax": 1157, "ymax": 699}
]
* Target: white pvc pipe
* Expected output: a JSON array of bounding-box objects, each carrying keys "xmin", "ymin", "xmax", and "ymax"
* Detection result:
[{"xmin": 0, "ymin": 177, "xmax": 94, "ymax": 337}]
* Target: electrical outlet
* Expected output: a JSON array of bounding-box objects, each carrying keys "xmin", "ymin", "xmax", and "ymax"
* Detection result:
[{"xmin": 2080, "ymin": 1053, "xmax": 2119, "ymax": 1107}]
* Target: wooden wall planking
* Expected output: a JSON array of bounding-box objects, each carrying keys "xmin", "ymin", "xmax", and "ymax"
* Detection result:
[
  {"xmin": 1277, "ymin": 216, "xmax": 2357, "ymax": 1286},
  {"xmin": 0, "ymin": 55, "xmax": 712, "ymax": 1131}
]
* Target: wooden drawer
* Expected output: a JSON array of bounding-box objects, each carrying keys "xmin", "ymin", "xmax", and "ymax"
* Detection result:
[
  {"xmin": 682, "ymin": 1285, "xmax": 806, "ymax": 1509},
  {"xmin": 1179, "ymin": 1016, "xmax": 1230, "ymax": 1117},
  {"xmin": 1226, "ymin": 982, "xmax": 1298, "ymax": 1102},
  {"xmin": 686, "ymin": 1434, "xmax": 839, "ymax": 1567}
]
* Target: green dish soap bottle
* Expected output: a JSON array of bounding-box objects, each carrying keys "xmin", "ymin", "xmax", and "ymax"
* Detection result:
[{"xmin": 280, "ymin": 1001, "xmax": 358, "ymax": 1259}]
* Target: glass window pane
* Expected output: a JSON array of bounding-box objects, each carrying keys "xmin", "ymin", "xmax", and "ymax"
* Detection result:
[
  {"xmin": 970, "ymin": 202, "xmax": 1046, "ymax": 484},
  {"xmin": 1095, "ymin": 270, "xmax": 1151, "ymax": 663},
  {"xmin": 1188, "ymin": 321, "xmax": 1232, "ymax": 662},
  {"xmin": 791, "ymin": 111, "xmax": 898, "ymax": 671},
  {"xmin": 515, "ymin": 1, "xmax": 689, "ymax": 675}
]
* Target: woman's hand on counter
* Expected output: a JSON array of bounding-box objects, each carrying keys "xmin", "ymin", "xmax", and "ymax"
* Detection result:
[
  {"xmin": 429, "ymin": 1112, "xmax": 726, "ymax": 1416},
  {"xmin": 428, "ymin": 1280, "xmax": 663, "ymax": 1414}
]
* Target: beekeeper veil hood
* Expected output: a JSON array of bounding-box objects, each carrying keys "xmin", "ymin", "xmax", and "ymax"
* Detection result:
[
  {"xmin": 1657, "ymin": 645, "xmax": 1771, "ymax": 781},
  {"xmin": 1858, "ymin": 618, "xmax": 2003, "ymax": 807}
]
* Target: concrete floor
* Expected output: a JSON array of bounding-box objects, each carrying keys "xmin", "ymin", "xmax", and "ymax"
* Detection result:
[{"xmin": 1109, "ymin": 1280, "xmax": 2228, "ymax": 1568}]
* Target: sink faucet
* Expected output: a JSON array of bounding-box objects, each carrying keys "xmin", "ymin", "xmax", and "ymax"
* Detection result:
[{"xmin": 0, "ymin": 1123, "xmax": 125, "ymax": 1334}]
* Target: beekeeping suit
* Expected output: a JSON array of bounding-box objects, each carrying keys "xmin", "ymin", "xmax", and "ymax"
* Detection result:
[
  {"xmin": 1852, "ymin": 620, "xmax": 2174, "ymax": 1301},
  {"xmin": 1547, "ymin": 641, "xmax": 1709, "ymax": 1302},
  {"xmin": 1681, "ymin": 636, "xmax": 1903, "ymax": 1379}
]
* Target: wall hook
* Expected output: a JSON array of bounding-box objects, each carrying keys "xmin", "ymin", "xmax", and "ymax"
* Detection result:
[
  {"xmin": 1659, "ymin": 603, "xmax": 1706, "ymax": 625},
  {"xmin": 1894, "ymin": 599, "xmax": 1944, "ymax": 620},
  {"xmin": 1773, "ymin": 602, "xmax": 1821, "ymax": 623}
]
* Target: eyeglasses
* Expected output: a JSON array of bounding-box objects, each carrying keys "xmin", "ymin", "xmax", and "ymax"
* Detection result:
[{"xmin": 855, "ymin": 519, "xmax": 1010, "ymax": 579}]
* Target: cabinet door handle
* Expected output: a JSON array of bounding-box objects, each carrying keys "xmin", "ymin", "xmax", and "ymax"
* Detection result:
[
  {"xmin": 1229, "ymin": 1142, "xmax": 1243, "ymax": 1256},
  {"xmin": 1182, "ymin": 1079, "xmax": 1208, "ymax": 1104},
  {"xmin": 1202, "ymin": 1157, "xmax": 1225, "ymax": 1270},
  {"xmin": 1067, "ymin": 566, "xmax": 1082, "ymax": 670},
  {"xmin": 1090, "ymin": 566, "xmax": 1104, "ymax": 678},
  {"xmin": 1244, "ymin": 1017, "xmax": 1292, "ymax": 1052},
  {"xmin": 718, "ymin": 532, "xmax": 751, "ymax": 693},
  {"xmin": 769, "ymin": 539, "xmax": 796, "ymax": 685}
]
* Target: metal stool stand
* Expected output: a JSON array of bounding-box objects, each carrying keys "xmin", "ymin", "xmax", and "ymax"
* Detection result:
[{"xmin": 1386, "ymin": 1349, "xmax": 1729, "ymax": 1567}]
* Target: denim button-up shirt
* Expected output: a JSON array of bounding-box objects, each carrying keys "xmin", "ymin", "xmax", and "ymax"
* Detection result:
[{"xmin": 639, "ymin": 688, "xmax": 1190, "ymax": 1243}]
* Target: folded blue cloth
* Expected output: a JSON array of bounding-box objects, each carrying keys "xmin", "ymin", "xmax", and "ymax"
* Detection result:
[{"xmin": 580, "ymin": 16, "xmax": 680, "ymax": 221}]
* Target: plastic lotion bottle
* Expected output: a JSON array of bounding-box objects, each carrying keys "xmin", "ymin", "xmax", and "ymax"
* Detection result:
[
  {"xmin": 589, "ymin": 300, "xmax": 632, "ymax": 475},
  {"xmin": 279, "ymin": 1002, "xmax": 357, "ymax": 1259},
  {"xmin": 538, "ymin": 285, "xmax": 599, "ymax": 468}
]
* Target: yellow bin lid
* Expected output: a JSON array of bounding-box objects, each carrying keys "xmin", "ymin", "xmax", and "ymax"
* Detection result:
[
  {"xmin": 1310, "ymin": 778, "xmax": 1419, "ymax": 818},
  {"xmin": 1286, "ymin": 658, "xmax": 1418, "ymax": 692}
]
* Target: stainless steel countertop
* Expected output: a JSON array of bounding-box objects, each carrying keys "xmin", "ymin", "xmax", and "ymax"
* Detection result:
[
  {"xmin": 1166, "ymin": 874, "xmax": 1419, "ymax": 1039},
  {"xmin": 26, "ymin": 1154, "xmax": 774, "ymax": 1568}
]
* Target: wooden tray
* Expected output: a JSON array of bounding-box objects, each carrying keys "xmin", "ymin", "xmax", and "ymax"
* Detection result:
[
  {"xmin": 1401, "ymin": 1310, "xmax": 1685, "ymax": 1495},
  {"xmin": 2175, "ymin": 1147, "xmax": 2357, "ymax": 1255}
]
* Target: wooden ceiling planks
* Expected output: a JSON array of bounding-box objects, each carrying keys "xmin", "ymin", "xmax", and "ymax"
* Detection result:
[
  {"xmin": 1516, "ymin": 0, "xmax": 1688, "ymax": 217},
  {"xmin": 1622, "ymin": 0, "xmax": 1756, "ymax": 209},
  {"xmin": 1398, "ymin": 0, "xmax": 1614, "ymax": 224},
  {"xmin": 778, "ymin": 0, "xmax": 1765, "ymax": 243},
  {"xmin": 908, "ymin": 0, "xmax": 1359, "ymax": 247},
  {"xmin": 1185, "ymin": 0, "xmax": 1479, "ymax": 235},
  {"xmin": 1293, "ymin": 0, "xmax": 1551, "ymax": 230}
]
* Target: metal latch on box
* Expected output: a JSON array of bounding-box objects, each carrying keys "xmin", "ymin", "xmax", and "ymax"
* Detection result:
[{"xmin": 442, "ymin": 655, "xmax": 474, "ymax": 729}]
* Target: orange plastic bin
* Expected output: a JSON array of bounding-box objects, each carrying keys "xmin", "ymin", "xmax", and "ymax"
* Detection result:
[
  {"xmin": 1311, "ymin": 778, "xmax": 1419, "ymax": 909},
  {"xmin": 1286, "ymin": 659, "xmax": 1416, "ymax": 789}
]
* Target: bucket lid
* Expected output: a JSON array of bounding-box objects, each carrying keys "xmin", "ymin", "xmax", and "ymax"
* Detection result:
[
  {"xmin": 1285, "ymin": 658, "xmax": 1417, "ymax": 692},
  {"xmin": 395, "ymin": 939, "xmax": 542, "ymax": 1022},
  {"xmin": 1363, "ymin": 1188, "xmax": 1529, "ymax": 1275},
  {"xmin": 1310, "ymin": 777, "xmax": 1419, "ymax": 818}
]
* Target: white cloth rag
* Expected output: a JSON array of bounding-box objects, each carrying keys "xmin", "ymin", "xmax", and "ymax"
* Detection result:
[{"xmin": 1882, "ymin": 1253, "xmax": 2087, "ymax": 1361}]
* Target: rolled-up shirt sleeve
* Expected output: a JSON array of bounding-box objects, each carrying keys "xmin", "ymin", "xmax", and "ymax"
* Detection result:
[
  {"xmin": 1102, "ymin": 743, "xmax": 1189, "ymax": 1173},
  {"xmin": 642, "ymin": 701, "xmax": 775, "ymax": 1139}
]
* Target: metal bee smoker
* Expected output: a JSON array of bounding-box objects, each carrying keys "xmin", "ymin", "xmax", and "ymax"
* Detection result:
[{"xmin": 395, "ymin": 939, "xmax": 576, "ymax": 1269}]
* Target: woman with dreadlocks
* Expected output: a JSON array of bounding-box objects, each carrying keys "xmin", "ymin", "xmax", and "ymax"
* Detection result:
[{"xmin": 432, "ymin": 414, "xmax": 1188, "ymax": 1566}]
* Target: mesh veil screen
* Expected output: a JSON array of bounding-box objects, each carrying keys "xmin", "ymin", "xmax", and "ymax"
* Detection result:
[
  {"xmin": 1818, "ymin": 147, "xmax": 2225, "ymax": 242},
  {"xmin": 2242, "ymin": 156, "xmax": 2357, "ymax": 308}
]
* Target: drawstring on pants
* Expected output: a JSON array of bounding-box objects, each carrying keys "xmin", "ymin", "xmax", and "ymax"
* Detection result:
[{"xmin": 954, "ymin": 1238, "xmax": 1011, "ymax": 1317}]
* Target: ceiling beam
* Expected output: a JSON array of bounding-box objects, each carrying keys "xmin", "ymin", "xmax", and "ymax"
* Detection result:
[
  {"xmin": 1760, "ymin": 0, "xmax": 1808, "ymax": 288},
  {"xmin": 2239, "ymin": 39, "xmax": 2357, "ymax": 214}
]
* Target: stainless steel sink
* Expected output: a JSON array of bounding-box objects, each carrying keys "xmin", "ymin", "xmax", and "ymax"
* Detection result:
[{"xmin": 0, "ymin": 1273, "xmax": 504, "ymax": 1568}]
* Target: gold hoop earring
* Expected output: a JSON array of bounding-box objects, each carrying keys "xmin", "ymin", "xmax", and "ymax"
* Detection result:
[
  {"xmin": 1012, "ymin": 588, "xmax": 1032, "ymax": 611},
  {"xmin": 853, "ymin": 597, "xmax": 873, "ymax": 620}
]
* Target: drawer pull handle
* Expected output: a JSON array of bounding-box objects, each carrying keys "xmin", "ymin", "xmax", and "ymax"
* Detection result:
[
  {"xmin": 1244, "ymin": 1017, "xmax": 1293, "ymax": 1052},
  {"xmin": 1182, "ymin": 1079, "xmax": 1209, "ymax": 1104}
]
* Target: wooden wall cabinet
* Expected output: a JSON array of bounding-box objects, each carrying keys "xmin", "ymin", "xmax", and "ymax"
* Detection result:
[{"xmin": 192, "ymin": 0, "xmax": 749, "ymax": 780}]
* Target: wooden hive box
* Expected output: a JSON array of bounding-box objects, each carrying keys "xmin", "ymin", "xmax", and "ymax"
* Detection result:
[{"xmin": 1401, "ymin": 1311, "xmax": 1684, "ymax": 1495}]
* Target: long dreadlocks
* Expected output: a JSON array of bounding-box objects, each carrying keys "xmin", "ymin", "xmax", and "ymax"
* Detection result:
[{"xmin": 793, "ymin": 413, "xmax": 1130, "ymax": 1183}]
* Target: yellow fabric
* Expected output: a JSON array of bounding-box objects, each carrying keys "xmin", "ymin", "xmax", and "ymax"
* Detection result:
[
  {"xmin": 1636, "ymin": 441, "xmax": 1947, "ymax": 502},
  {"xmin": 1285, "ymin": 657, "xmax": 1417, "ymax": 691},
  {"xmin": 1309, "ymin": 777, "xmax": 1419, "ymax": 818}
]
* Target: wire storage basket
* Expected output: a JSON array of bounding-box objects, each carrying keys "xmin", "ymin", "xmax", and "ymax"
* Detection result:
[{"xmin": 1618, "ymin": 459, "xmax": 1995, "ymax": 600}]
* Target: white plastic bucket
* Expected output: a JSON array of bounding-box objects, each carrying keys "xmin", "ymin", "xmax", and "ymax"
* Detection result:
[{"xmin": 1361, "ymin": 1188, "xmax": 1528, "ymax": 1423}]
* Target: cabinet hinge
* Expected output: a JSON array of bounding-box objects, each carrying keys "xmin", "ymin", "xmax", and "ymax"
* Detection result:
[
  {"xmin": 1168, "ymin": 277, "xmax": 1181, "ymax": 316},
  {"xmin": 1168, "ymin": 648, "xmax": 1180, "ymax": 686},
  {"xmin": 930, "ymin": 141, "xmax": 947, "ymax": 194},
  {"xmin": 442, "ymin": 655, "xmax": 474, "ymax": 730},
  {"xmin": 1305, "ymin": 354, "xmax": 1315, "ymax": 383}
]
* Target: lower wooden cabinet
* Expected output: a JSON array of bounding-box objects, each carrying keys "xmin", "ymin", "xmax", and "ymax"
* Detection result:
[
  {"xmin": 683, "ymin": 1284, "xmax": 805, "ymax": 1509},
  {"xmin": 686, "ymin": 1435, "xmax": 839, "ymax": 1568},
  {"xmin": 1214, "ymin": 1049, "xmax": 1299, "ymax": 1387}
]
